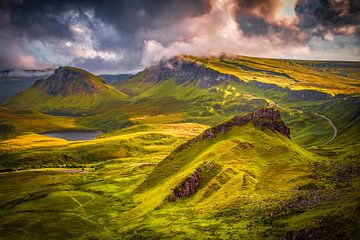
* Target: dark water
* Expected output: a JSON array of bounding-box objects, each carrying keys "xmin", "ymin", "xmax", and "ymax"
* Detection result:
[{"xmin": 42, "ymin": 130, "xmax": 102, "ymax": 141}]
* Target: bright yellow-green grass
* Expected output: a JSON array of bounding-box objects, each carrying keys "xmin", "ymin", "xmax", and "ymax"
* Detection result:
[
  {"xmin": 134, "ymin": 123, "xmax": 318, "ymax": 214},
  {"xmin": 8, "ymin": 85, "xmax": 126, "ymax": 112},
  {"xmin": 0, "ymin": 122, "xmax": 208, "ymax": 169},
  {"xmin": 185, "ymin": 55, "xmax": 360, "ymax": 95},
  {"xmin": 0, "ymin": 112, "xmax": 358, "ymax": 239}
]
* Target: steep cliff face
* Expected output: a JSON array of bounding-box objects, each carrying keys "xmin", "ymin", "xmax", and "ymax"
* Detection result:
[
  {"xmin": 173, "ymin": 108, "xmax": 290, "ymax": 153},
  {"xmin": 142, "ymin": 56, "xmax": 239, "ymax": 88},
  {"xmin": 34, "ymin": 66, "xmax": 104, "ymax": 96}
]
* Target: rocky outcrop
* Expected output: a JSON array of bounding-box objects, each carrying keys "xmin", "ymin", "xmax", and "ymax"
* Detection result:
[
  {"xmin": 168, "ymin": 161, "xmax": 221, "ymax": 201},
  {"xmin": 34, "ymin": 66, "xmax": 102, "ymax": 96},
  {"xmin": 172, "ymin": 108, "xmax": 290, "ymax": 154},
  {"xmin": 168, "ymin": 171, "xmax": 201, "ymax": 201}
]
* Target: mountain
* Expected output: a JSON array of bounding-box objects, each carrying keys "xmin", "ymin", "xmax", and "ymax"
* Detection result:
[
  {"xmin": 117, "ymin": 55, "xmax": 360, "ymax": 100},
  {"xmin": 0, "ymin": 69, "xmax": 54, "ymax": 103},
  {"xmin": 99, "ymin": 73, "xmax": 133, "ymax": 84},
  {"xmin": 6, "ymin": 66, "xmax": 127, "ymax": 114}
]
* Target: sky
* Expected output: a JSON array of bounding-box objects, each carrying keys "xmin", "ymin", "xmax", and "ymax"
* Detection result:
[{"xmin": 0, "ymin": 0, "xmax": 359, "ymax": 73}]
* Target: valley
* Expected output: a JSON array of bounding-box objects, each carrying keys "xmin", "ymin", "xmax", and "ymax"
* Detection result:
[{"xmin": 0, "ymin": 55, "xmax": 359, "ymax": 239}]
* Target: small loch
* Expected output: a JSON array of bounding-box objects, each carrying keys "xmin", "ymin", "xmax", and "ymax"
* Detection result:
[{"xmin": 42, "ymin": 130, "xmax": 102, "ymax": 141}]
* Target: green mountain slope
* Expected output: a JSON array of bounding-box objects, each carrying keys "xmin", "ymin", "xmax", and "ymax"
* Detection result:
[
  {"xmin": 7, "ymin": 66, "xmax": 127, "ymax": 114},
  {"xmin": 136, "ymin": 108, "xmax": 313, "ymax": 205},
  {"xmin": 114, "ymin": 108, "xmax": 358, "ymax": 239}
]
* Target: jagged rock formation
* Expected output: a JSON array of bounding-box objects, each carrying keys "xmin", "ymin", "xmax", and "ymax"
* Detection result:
[
  {"xmin": 34, "ymin": 66, "xmax": 104, "ymax": 96},
  {"xmin": 173, "ymin": 108, "xmax": 290, "ymax": 154}
]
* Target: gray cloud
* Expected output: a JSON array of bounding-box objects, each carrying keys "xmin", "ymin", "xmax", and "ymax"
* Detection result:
[{"xmin": 295, "ymin": 0, "xmax": 360, "ymax": 38}]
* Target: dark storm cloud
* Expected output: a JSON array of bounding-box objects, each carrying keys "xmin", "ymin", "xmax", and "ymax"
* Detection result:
[
  {"xmin": 4, "ymin": 0, "xmax": 210, "ymax": 39},
  {"xmin": 0, "ymin": 0, "xmax": 210, "ymax": 71},
  {"xmin": 295, "ymin": 0, "xmax": 360, "ymax": 37},
  {"xmin": 235, "ymin": 0, "xmax": 306, "ymax": 44}
]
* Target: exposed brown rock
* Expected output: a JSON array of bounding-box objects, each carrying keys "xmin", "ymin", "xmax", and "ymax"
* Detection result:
[
  {"xmin": 169, "ymin": 171, "xmax": 201, "ymax": 201},
  {"xmin": 168, "ymin": 162, "xmax": 221, "ymax": 201}
]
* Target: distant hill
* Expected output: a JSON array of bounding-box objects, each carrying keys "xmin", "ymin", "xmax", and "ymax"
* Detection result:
[
  {"xmin": 99, "ymin": 74, "xmax": 133, "ymax": 84},
  {"xmin": 0, "ymin": 69, "xmax": 54, "ymax": 103},
  {"xmin": 7, "ymin": 66, "xmax": 127, "ymax": 114}
]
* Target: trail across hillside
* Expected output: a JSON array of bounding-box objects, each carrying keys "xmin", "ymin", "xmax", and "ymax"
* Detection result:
[{"xmin": 315, "ymin": 113, "xmax": 337, "ymax": 145}]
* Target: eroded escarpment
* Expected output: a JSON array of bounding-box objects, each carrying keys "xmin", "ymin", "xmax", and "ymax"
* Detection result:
[{"xmin": 173, "ymin": 108, "xmax": 290, "ymax": 154}]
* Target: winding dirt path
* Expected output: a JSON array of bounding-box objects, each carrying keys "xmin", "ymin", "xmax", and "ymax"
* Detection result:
[{"xmin": 315, "ymin": 113, "xmax": 337, "ymax": 145}]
